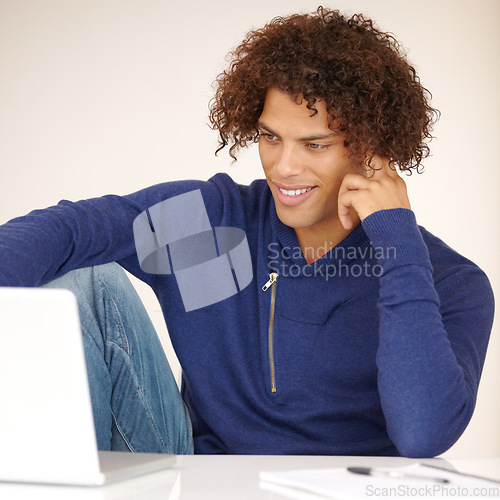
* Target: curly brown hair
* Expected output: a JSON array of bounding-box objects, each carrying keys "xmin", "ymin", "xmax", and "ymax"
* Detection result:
[{"xmin": 209, "ymin": 6, "xmax": 439, "ymax": 172}]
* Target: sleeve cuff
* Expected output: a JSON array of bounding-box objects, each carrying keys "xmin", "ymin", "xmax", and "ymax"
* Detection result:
[{"xmin": 361, "ymin": 208, "xmax": 432, "ymax": 274}]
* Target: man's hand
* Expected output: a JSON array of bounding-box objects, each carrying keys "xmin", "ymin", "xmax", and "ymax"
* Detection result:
[{"xmin": 337, "ymin": 156, "xmax": 411, "ymax": 230}]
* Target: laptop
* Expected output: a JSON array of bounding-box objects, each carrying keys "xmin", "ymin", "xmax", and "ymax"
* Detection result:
[{"xmin": 0, "ymin": 286, "xmax": 176, "ymax": 486}]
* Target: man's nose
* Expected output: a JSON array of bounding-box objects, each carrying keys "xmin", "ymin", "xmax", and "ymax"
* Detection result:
[{"xmin": 273, "ymin": 145, "xmax": 305, "ymax": 178}]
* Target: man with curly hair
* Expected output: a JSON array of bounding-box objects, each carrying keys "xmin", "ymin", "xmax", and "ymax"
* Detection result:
[{"xmin": 0, "ymin": 8, "xmax": 494, "ymax": 458}]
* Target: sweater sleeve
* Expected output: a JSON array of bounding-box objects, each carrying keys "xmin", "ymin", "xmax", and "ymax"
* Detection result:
[
  {"xmin": 361, "ymin": 208, "xmax": 495, "ymax": 458},
  {"xmin": 0, "ymin": 195, "xmax": 141, "ymax": 287},
  {"xmin": 0, "ymin": 179, "xmax": 224, "ymax": 287}
]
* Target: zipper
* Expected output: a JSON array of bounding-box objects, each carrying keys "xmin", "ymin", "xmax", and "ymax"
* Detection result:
[{"xmin": 262, "ymin": 272, "xmax": 278, "ymax": 393}]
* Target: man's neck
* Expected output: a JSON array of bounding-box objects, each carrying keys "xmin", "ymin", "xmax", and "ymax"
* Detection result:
[{"xmin": 295, "ymin": 218, "xmax": 359, "ymax": 265}]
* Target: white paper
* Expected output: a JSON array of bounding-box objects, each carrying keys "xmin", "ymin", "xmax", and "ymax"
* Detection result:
[{"xmin": 259, "ymin": 463, "xmax": 500, "ymax": 499}]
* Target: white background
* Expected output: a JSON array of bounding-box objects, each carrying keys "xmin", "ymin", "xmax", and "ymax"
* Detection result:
[{"xmin": 0, "ymin": 0, "xmax": 498, "ymax": 457}]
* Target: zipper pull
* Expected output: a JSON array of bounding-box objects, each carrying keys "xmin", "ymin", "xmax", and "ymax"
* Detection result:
[{"xmin": 261, "ymin": 272, "xmax": 278, "ymax": 292}]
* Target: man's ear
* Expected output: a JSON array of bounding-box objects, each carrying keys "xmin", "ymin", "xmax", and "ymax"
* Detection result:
[{"xmin": 361, "ymin": 148, "xmax": 377, "ymax": 178}]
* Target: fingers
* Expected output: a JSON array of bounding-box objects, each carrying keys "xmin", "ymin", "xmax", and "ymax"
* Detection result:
[
  {"xmin": 338, "ymin": 174, "xmax": 371, "ymax": 229},
  {"xmin": 338, "ymin": 156, "xmax": 411, "ymax": 230}
]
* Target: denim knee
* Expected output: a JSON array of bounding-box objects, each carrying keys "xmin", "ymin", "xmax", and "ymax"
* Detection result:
[{"xmin": 41, "ymin": 263, "xmax": 193, "ymax": 453}]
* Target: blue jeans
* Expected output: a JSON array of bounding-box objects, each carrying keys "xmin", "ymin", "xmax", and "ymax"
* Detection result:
[{"xmin": 42, "ymin": 263, "xmax": 193, "ymax": 454}]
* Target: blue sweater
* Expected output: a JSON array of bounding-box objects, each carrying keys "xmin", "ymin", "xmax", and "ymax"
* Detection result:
[{"xmin": 0, "ymin": 174, "xmax": 494, "ymax": 457}]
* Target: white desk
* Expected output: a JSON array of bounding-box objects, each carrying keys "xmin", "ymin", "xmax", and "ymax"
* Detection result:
[{"xmin": 0, "ymin": 455, "xmax": 499, "ymax": 499}]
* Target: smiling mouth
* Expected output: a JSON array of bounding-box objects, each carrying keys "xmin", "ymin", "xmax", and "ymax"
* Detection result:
[
  {"xmin": 279, "ymin": 187, "xmax": 313, "ymax": 197},
  {"xmin": 273, "ymin": 183, "xmax": 317, "ymax": 207}
]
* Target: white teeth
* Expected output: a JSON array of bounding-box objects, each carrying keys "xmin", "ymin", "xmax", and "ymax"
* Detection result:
[{"xmin": 279, "ymin": 187, "xmax": 312, "ymax": 197}]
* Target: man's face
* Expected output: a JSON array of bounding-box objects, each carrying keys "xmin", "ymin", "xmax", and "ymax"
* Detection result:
[{"xmin": 258, "ymin": 88, "xmax": 358, "ymax": 239}]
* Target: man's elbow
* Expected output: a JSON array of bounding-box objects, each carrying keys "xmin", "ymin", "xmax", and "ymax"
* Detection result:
[{"xmin": 393, "ymin": 427, "xmax": 462, "ymax": 458}]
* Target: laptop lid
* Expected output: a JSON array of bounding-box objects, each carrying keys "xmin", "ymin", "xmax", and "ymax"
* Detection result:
[{"xmin": 0, "ymin": 287, "xmax": 175, "ymax": 486}]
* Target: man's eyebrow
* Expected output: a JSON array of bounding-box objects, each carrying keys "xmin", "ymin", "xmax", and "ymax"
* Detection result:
[
  {"xmin": 257, "ymin": 121, "xmax": 279, "ymax": 137},
  {"xmin": 257, "ymin": 121, "xmax": 339, "ymax": 141},
  {"xmin": 297, "ymin": 131, "xmax": 339, "ymax": 141}
]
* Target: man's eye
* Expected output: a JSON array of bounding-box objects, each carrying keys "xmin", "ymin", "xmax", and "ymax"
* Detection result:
[
  {"xmin": 307, "ymin": 143, "xmax": 327, "ymax": 150},
  {"xmin": 263, "ymin": 133, "xmax": 278, "ymax": 142}
]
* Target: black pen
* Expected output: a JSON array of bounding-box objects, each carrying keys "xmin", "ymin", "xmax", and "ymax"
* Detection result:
[{"xmin": 347, "ymin": 467, "xmax": 450, "ymax": 484}]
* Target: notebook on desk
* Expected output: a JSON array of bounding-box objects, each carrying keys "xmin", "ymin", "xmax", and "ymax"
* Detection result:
[{"xmin": 0, "ymin": 286, "xmax": 176, "ymax": 486}]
